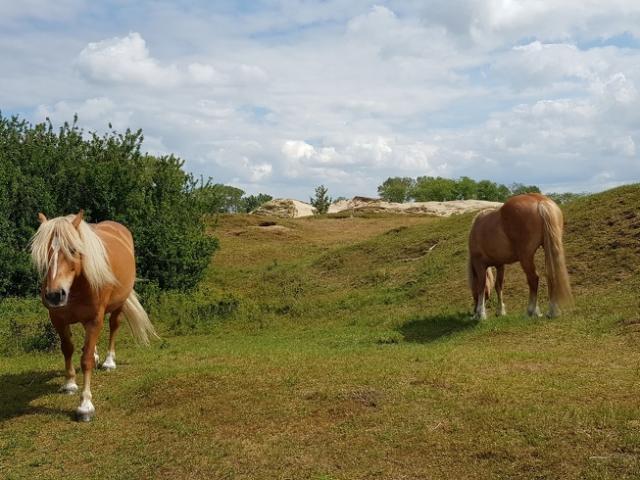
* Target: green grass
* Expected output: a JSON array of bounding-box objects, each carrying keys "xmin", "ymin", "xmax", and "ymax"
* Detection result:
[{"xmin": 2, "ymin": 185, "xmax": 640, "ymax": 479}]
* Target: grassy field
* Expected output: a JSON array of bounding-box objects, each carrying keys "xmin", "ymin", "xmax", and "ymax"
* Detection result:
[{"xmin": 2, "ymin": 185, "xmax": 640, "ymax": 479}]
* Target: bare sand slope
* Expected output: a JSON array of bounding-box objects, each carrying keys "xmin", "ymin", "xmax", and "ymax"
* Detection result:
[{"xmin": 253, "ymin": 196, "xmax": 501, "ymax": 218}]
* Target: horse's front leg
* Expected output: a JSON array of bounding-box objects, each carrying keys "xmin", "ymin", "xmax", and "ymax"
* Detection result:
[
  {"xmin": 53, "ymin": 321, "xmax": 78, "ymax": 394},
  {"xmin": 76, "ymin": 314, "xmax": 104, "ymax": 421}
]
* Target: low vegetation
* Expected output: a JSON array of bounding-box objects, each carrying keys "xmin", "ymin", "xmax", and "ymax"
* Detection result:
[{"xmin": 1, "ymin": 185, "xmax": 640, "ymax": 479}]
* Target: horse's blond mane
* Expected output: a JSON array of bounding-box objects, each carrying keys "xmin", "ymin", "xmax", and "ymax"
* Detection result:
[{"xmin": 30, "ymin": 215, "xmax": 116, "ymax": 291}]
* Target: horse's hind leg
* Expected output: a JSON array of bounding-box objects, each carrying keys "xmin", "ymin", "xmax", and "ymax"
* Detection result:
[
  {"xmin": 53, "ymin": 321, "xmax": 78, "ymax": 394},
  {"xmin": 495, "ymin": 265, "xmax": 506, "ymax": 316},
  {"xmin": 472, "ymin": 260, "xmax": 488, "ymax": 320},
  {"xmin": 520, "ymin": 255, "xmax": 542, "ymax": 317},
  {"xmin": 102, "ymin": 308, "xmax": 122, "ymax": 371}
]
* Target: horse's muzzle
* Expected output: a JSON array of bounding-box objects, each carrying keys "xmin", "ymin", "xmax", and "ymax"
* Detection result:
[{"xmin": 45, "ymin": 289, "xmax": 67, "ymax": 307}]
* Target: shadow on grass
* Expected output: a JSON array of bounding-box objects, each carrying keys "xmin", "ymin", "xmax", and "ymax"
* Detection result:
[
  {"xmin": 0, "ymin": 370, "xmax": 67, "ymax": 422},
  {"xmin": 399, "ymin": 312, "xmax": 478, "ymax": 343}
]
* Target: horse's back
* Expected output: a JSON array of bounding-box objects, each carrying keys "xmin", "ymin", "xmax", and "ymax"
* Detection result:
[
  {"xmin": 93, "ymin": 221, "xmax": 136, "ymax": 307},
  {"xmin": 93, "ymin": 220, "xmax": 133, "ymax": 254},
  {"xmin": 500, "ymin": 194, "xmax": 546, "ymax": 249},
  {"xmin": 469, "ymin": 208, "xmax": 516, "ymax": 264}
]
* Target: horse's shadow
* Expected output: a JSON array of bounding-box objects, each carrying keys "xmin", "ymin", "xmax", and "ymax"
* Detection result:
[
  {"xmin": 399, "ymin": 312, "xmax": 478, "ymax": 343},
  {"xmin": 0, "ymin": 370, "xmax": 68, "ymax": 422}
]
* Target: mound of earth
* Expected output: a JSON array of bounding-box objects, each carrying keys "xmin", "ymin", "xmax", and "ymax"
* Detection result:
[
  {"xmin": 328, "ymin": 196, "xmax": 503, "ymax": 216},
  {"xmin": 252, "ymin": 198, "xmax": 317, "ymax": 218},
  {"xmin": 253, "ymin": 196, "xmax": 502, "ymax": 218}
]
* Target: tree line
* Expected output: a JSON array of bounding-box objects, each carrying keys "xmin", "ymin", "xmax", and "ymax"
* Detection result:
[
  {"xmin": 377, "ymin": 176, "xmax": 542, "ymax": 203},
  {"xmin": 0, "ymin": 114, "xmax": 270, "ymax": 298}
]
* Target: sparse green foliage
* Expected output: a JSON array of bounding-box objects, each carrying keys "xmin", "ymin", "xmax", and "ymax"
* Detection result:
[
  {"xmin": 310, "ymin": 185, "xmax": 332, "ymax": 214},
  {"xmin": 546, "ymin": 192, "xmax": 587, "ymax": 204}
]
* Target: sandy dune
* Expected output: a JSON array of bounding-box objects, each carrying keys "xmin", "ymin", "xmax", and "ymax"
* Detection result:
[{"xmin": 253, "ymin": 196, "xmax": 502, "ymax": 218}]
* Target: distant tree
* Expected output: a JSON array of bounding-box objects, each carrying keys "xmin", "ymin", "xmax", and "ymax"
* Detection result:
[
  {"xmin": 510, "ymin": 183, "xmax": 541, "ymax": 196},
  {"xmin": 454, "ymin": 176, "xmax": 478, "ymax": 200},
  {"xmin": 377, "ymin": 177, "xmax": 415, "ymax": 203},
  {"xmin": 333, "ymin": 196, "xmax": 348, "ymax": 203},
  {"xmin": 476, "ymin": 180, "xmax": 510, "ymax": 201},
  {"xmin": 241, "ymin": 193, "xmax": 273, "ymax": 213},
  {"xmin": 411, "ymin": 176, "xmax": 457, "ymax": 202},
  {"xmin": 196, "ymin": 184, "xmax": 245, "ymax": 213},
  {"xmin": 546, "ymin": 192, "xmax": 586, "ymax": 204},
  {"xmin": 310, "ymin": 185, "xmax": 332, "ymax": 214}
]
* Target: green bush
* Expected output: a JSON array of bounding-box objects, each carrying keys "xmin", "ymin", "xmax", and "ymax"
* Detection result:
[
  {"xmin": 0, "ymin": 113, "xmax": 217, "ymax": 295},
  {"xmin": 0, "ymin": 298, "xmax": 56, "ymax": 355}
]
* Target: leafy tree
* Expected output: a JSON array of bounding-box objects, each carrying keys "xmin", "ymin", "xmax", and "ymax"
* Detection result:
[
  {"xmin": 377, "ymin": 177, "xmax": 415, "ymax": 203},
  {"xmin": 454, "ymin": 176, "xmax": 478, "ymax": 200},
  {"xmin": 241, "ymin": 193, "xmax": 273, "ymax": 213},
  {"xmin": 195, "ymin": 183, "xmax": 245, "ymax": 213},
  {"xmin": 411, "ymin": 176, "xmax": 458, "ymax": 202},
  {"xmin": 310, "ymin": 185, "xmax": 332, "ymax": 214},
  {"xmin": 476, "ymin": 180, "xmax": 510, "ymax": 201},
  {"xmin": 510, "ymin": 183, "xmax": 541, "ymax": 196}
]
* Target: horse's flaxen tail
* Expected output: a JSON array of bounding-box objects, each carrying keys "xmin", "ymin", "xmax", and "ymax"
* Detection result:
[
  {"xmin": 538, "ymin": 200, "xmax": 573, "ymax": 308},
  {"xmin": 122, "ymin": 290, "xmax": 159, "ymax": 346}
]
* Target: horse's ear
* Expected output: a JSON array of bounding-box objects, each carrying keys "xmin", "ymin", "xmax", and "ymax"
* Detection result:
[
  {"xmin": 37, "ymin": 213, "xmax": 47, "ymax": 224},
  {"xmin": 72, "ymin": 210, "xmax": 84, "ymax": 228}
]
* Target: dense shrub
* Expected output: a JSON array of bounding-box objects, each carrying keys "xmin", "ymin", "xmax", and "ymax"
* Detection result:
[{"xmin": 0, "ymin": 114, "xmax": 217, "ymax": 295}]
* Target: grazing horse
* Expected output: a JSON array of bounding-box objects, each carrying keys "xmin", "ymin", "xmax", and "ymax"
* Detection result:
[
  {"xmin": 468, "ymin": 193, "xmax": 572, "ymax": 320},
  {"xmin": 30, "ymin": 210, "xmax": 157, "ymax": 421}
]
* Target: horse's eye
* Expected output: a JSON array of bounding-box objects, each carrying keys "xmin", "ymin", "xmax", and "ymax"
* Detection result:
[{"xmin": 69, "ymin": 248, "xmax": 77, "ymax": 256}]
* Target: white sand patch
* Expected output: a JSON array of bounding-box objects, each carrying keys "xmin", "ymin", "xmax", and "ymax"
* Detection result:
[
  {"xmin": 252, "ymin": 198, "xmax": 317, "ymax": 218},
  {"xmin": 254, "ymin": 196, "xmax": 502, "ymax": 218},
  {"xmin": 328, "ymin": 196, "xmax": 502, "ymax": 216}
]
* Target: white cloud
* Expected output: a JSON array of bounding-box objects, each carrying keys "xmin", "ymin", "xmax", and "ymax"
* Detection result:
[
  {"xmin": 3, "ymin": 2, "xmax": 640, "ymax": 197},
  {"xmin": 77, "ymin": 32, "xmax": 181, "ymax": 88}
]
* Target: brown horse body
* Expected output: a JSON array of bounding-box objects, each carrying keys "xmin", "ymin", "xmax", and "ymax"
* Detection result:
[
  {"xmin": 468, "ymin": 194, "xmax": 572, "ymax": 319},
  {"xmin": 31, "ymin": 211, "xmax": 157, "ymax": 421}
]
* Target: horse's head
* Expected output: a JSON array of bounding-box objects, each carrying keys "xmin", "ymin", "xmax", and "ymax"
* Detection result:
[{"xmin": 33, "ymin": 210, "xmax": 85, "ymax": 308}]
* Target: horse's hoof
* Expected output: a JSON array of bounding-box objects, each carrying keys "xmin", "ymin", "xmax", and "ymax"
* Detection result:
[
  {"xmin": 100, "ymin": 362, "xmax": 116, "ymax": 371},
  {"xmin": 60, "ymin": 383, "xmax": 78, "ymax": 395},
  {"xmin": 75, "ymin": 398, "xmax": 95, "ymax": 422},
  {"xmin": 75, "ymin": 410, "xmax": 94, "ymax": 422}
]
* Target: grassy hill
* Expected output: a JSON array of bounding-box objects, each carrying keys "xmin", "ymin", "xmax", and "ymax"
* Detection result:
[{"xmin": 1, "ymin": 185, "xmax": 640, "ymax": 479}]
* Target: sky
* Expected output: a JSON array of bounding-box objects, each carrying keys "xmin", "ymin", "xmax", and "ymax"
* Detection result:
[{"xmin": 1, "ymin": 1, "xmax": 640, "ymax": 199}]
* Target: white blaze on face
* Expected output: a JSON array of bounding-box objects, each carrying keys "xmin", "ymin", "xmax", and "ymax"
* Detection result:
[{"xmin": 50, "ymin": 237, "xmax": 60, "ymax": 280}]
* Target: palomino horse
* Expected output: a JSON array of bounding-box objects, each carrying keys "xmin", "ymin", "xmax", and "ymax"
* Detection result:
[
  {"xmin": 30, "ymin": 210, "xmax": 157, "ymax": 421},
  {"xmin": 468, "ymin": 193, "xmax": 572, "ymax": 320}
]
